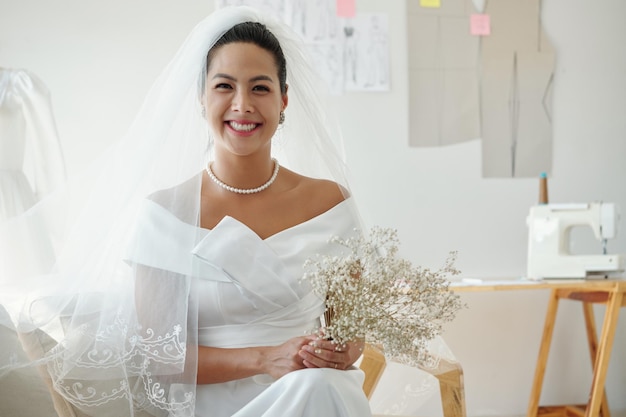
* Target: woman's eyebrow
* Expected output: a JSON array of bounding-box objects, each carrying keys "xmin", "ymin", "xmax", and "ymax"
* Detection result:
[
  {"xmin": 212, "ymin": 73, "xmax": 274, "ymax": 83},
  {"xmin": 250, "ymin": 75, "xmax": 274, "ymax": 83},
  {"xmin": 212, "ymin": 73, "xmax": 236, "ymax": 80}
]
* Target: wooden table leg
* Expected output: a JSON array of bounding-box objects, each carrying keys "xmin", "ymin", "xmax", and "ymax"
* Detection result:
[
  {"xmin": 528, "ymin": 289, "xmax": 560, "ymax": 417},
  {"xmin": 585, "ymin": 290, "xmax": 623, "ymax": 417},
  {"xmin": 582, "ymin": 302, "xmax": 610, "ymax": 417}
]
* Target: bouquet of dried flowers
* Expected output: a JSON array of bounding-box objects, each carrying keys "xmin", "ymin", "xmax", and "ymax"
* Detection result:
[{"xmin": 303, "ymin": 226, "xmax": 463, "ymax": 368}]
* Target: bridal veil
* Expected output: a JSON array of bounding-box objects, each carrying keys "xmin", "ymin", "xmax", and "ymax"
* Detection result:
[{"xmin": 0, "ymin": 6, "xmax": 358, "ymax": 416}]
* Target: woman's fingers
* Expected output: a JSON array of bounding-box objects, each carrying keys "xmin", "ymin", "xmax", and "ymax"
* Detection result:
[{"xmin": 298, "ymin": 339, "xmax": 348, "ymax": 369}]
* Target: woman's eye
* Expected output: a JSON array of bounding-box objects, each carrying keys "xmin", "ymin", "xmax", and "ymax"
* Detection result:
[
  {"xmin": 215, "ymin": 83, "xmax": 232, "ymax": 90},
  {"xmin": 253, "ymin": 85, "xmax": 270, "ymax": 92}
]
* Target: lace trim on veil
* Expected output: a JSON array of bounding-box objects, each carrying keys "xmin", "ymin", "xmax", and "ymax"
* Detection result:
[{"xmin": 47, "ymin": 313, "xmax": 193, "ymax": 413}]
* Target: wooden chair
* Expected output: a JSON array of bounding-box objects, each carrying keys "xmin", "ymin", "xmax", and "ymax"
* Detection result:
[
  {"xmin": 15, "ymin": 329, "xmax": 84, "ymax": 417},
  {"xmin": 359, "ymin": 343, "xmax": 467, "ymax": 417}
]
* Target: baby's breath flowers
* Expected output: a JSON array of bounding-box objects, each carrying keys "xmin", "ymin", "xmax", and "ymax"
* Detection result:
[{"xmin": 303, "ymin": 226, "xmax": 464, "ymax": 368}]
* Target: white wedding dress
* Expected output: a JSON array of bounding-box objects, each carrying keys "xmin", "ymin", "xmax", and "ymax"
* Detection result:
[
  {"xmin": 130, "ymin": 196, "xmax": 372, "ymax": 417},
  {"xmin": 0, "ymin": 69, "xmax": 66, "ymax": 283},
  {"xmin": 0, "ymin": 68, "xmax": 65, "ymax": 221}
]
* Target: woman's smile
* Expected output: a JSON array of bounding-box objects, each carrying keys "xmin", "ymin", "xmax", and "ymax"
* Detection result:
[{"xmin": 226, "ymin": 119, "xmax": 261, "ymax": 135}]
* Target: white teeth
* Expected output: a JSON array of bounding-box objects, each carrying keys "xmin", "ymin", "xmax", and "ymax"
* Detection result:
[{"xmin": 229, "ymin": 121, "xmax": 257, "ymax": 132}]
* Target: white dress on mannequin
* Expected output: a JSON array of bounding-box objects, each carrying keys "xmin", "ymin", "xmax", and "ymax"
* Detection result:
[
  {"xmin": 0, "ymin": 68, "xmax": 65, "ymax": 220},
  {"xmin": 0, "ymin": 68, "xmax": 67, "ymax": 417}
]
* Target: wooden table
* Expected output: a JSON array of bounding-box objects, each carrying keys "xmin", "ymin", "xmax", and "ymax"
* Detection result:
[{"xmin": 451, "ymin": 278, "xmax": 626, "ymax": 417}]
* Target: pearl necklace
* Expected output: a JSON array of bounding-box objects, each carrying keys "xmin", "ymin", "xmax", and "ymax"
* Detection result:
[{"xmin": 205, "ymin": 158, "xmax": 280, "ymax": 194}]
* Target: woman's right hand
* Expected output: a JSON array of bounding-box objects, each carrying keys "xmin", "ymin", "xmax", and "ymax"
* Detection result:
[
  {"xmin": 197, "ymin": 335, "xmax": 317, "ymax": 384},
  {"xmin": 260, "ymin": 335, "xmax": 316, "ymax": 379}
]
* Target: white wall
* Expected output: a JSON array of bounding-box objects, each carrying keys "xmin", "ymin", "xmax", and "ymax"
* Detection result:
[{"xmin": 2, "ymin": 0, "xmax": 625, "ymax": 416}]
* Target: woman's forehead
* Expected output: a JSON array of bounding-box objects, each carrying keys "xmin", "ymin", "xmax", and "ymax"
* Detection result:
[{"xmin": 207, "ymin": 42, "xmax": 278, "ymax": 77}]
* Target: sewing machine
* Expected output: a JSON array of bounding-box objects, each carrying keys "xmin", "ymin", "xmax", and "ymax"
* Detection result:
[{"xmin": 526, "ymin": 202, "xmax": 625, "ymax": 279}]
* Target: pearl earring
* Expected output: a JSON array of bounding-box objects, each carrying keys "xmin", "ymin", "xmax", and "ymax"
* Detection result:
[{"xmin": 279, "ymin": 111, "xmax": 285, "ymax": 124}]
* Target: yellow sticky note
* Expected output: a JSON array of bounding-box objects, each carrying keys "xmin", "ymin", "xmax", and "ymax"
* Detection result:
[{"xmin": 420, "ymin": 0, "xmax": 441, "ymax": 8}]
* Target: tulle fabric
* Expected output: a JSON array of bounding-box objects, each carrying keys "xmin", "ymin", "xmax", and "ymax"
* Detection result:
[{"xmin": 0, "ymin": 6, "xmax": 361, "ymax": 417}]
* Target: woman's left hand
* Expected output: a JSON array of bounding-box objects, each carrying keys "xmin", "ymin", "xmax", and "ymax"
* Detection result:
[{"xmin": 298, "ymin": 336, "xmax": 365, "ymax": 370}]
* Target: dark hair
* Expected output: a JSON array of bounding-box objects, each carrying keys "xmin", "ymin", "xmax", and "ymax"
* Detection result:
[{"xmin": 206, "ymin": 22, "xmax": 287, "ymax": 95}]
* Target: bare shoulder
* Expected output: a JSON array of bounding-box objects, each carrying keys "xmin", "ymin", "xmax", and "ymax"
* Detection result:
[
  {"xmin": 307, "ymin": 177, "xmax": 347, "ymax": 207},
  {"xmin": 281, "ymin": 168, "xmax": 348, "ymax": 216}
]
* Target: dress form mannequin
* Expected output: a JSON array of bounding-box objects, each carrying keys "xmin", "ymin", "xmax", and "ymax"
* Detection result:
[
  {"xmin": 0, "ymin": 67, "xmax": 66, "ymax": 220},
  {"xmin": 0, "ymin": 67, "xmax": 69, "ymax": 416}
]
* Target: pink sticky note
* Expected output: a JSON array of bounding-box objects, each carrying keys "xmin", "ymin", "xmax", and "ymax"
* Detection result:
[
  {"xmin": 470, "ymin": 14, "xmax": 491, "ymax": 36},
  {"xmin": 336, "ymin": 0, "xmax": 356, "ymax": 18},
  {"xmin": 420, "ymin": 0, "xmax": 441, "ymax": 7}
]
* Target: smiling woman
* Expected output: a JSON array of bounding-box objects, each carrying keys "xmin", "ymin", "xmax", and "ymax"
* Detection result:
[
  {"xmin": 0, "ymin": 6, "xmax": 371, "ymax": 417},
  {"xmin": 204, "ymin": 40, "xmax": 286, "ymax": 163}
]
